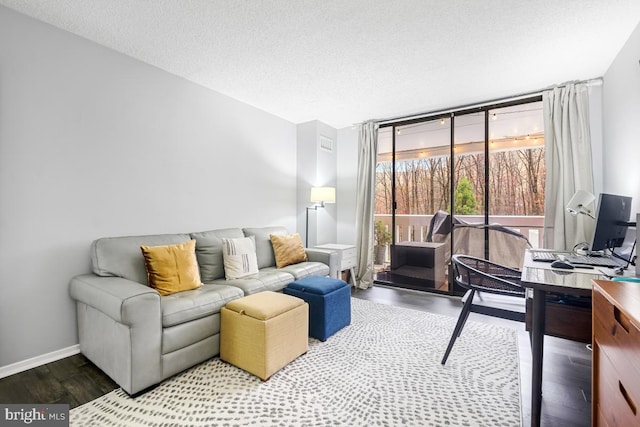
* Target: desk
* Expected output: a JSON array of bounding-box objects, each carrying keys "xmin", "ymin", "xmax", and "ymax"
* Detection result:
[{"xmin": 521, "ymin": 250, "xmax": 608, "ymax": 427}]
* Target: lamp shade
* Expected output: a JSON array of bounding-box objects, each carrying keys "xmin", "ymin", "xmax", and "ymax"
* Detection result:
[
  {"xmin": 310, "ymin": 187, "xmax": 336, "ymax": 203},
  {"xmin": 566, "ymin": 190, "xmax": 595, "ymax": 216}
]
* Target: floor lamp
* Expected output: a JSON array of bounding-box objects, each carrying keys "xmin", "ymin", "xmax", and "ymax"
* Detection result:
[{"xmin": 305, "ymin": 187, "xmax": 335, "ymax": 247}]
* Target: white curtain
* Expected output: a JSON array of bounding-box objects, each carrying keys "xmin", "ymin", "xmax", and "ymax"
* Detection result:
[
  {"xmin": 542, "ymin": 83, "xmax": 594, "ymax": 250},
  {"xmin": 354, "ymin": 121, "xmax": 379, "ymax": 289}
]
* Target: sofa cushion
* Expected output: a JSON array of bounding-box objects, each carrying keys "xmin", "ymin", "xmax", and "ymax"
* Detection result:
[
  {"xmin": 140, "ymin": 240, "xmax": 203, "ymax": 296},
  {"xmin": 243, "ymin": 226, "xmax": 288, "ymax": 269},
  {"xmin": 208, "ymin": 269, "xmax": 294, "ymax": 295},
  {"xmin": 162, "ymin": 314, "xmax": 220, "ymax": 355},
  {"xmin": 264, "ymin": 261, "xmax": 330, "ymax": 280},
  {"xmin": 222, "ymin": 236, "xmax": 259, "ymax": 279},
  {"xmin": 91, "ymin": 233, "xmax": 191, "ymax": 284},
  {"xmin": 190, "ymin": 228, "xmax": 244, "ymax": 282},
  {"xmin": 160, "ymin": 283, "xmax": 243, "ymax": 327},
  {"xmin": 270, "ymin": 233, "xmax": 308, "ymax": 268}
]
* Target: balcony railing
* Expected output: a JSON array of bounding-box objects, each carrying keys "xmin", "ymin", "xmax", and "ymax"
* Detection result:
[{"xmin": 374, "ymin": 214, "xmax": 544, "ymax": 249}]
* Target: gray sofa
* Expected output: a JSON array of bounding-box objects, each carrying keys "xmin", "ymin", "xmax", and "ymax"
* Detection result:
[{"xmin": 69, "ymin": 226, "xmax": 337, "ymax": 395}]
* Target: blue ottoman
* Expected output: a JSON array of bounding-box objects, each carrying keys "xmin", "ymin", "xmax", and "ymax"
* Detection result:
[{"xmin": 284, "ymin": 276, "xmax": 351, "ymax": 341}]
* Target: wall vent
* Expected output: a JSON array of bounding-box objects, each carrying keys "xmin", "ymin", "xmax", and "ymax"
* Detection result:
[{"xmin": 319, "ymin": 136, "xmax": 334, "ymax": 153}]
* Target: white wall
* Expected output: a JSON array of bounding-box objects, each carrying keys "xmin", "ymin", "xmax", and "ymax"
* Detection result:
[
  {"xmin": 337, "ymin": 127, "xmax": 358, "ymax": 245},
  {"xmin": 0, "ymin": 6, "xmax": 297, "ymax": 370},
  {"xmin": 296, "ymin": 121, "xmax": 337, "ymax": 247},
  {"xmin": 602, "ymin": 22, "xmax": 640, "ymax": 212}
]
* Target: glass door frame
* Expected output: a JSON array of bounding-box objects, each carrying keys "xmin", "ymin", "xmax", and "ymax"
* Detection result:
[{"xmin": 378, "ymin": 95, "xmax": 543, "ymax": 296}]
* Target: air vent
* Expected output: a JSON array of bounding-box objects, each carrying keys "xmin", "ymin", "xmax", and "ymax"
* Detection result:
[{"xmin": 319, "ymin": 136, "xmax": 334, "ymax": 152}]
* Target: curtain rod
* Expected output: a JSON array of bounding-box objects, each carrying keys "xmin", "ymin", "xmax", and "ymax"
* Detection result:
[{"xmin": 367, "ymin": 77, "xmax": 603, "ymax": 128}]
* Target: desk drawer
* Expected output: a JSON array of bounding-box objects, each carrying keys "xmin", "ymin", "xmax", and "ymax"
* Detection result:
[
  {"xmin": 594, "ymin": 316, "xmax": 640, "ymax": 384},
  {"xmin": 596, "ymin": 407, "xmax": 611, "ymax": 427},
  {"xmin": 340, "ymin": 247, "xmax": 356, "ymax": 270},
  {"xmin": 525, "ymin": 297, "xmax": 591, "ymax": 343},
  {"xmin": 593, "ymin": 290, "xmax": 640, "ymax": 379},
  {"xmin": 597, "ymin": 349, "xmax": 640, "ymax": 426}
]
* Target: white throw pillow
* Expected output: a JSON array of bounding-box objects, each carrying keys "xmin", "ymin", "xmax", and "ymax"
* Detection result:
[{"xmin": 221, "ymin": 236, "xmax": 259, "ymax": 280}]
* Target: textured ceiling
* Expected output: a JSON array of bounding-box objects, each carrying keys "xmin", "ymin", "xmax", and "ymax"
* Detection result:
[{"xmin": 2, "ymin": 1, "xmax": 640, "ymax": 128}]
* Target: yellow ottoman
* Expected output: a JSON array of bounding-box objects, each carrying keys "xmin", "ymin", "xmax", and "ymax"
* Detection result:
[{"xmin": 220, "ymin": 291, "xmax": 309, "ymax": 380}]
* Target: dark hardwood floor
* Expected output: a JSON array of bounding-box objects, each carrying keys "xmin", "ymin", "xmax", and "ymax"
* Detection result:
[
  {"xmin": 0, "ymin": 352, "xmax": 117, "ymax": 409},
  {"xmin": 0, "ymin": 285, "xmax": 591, "ymax": 426}
]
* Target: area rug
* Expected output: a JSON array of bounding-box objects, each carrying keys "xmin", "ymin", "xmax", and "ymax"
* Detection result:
[{"xmin": 71, "ymin": 298, "xmax": 521, "ymax": 426}]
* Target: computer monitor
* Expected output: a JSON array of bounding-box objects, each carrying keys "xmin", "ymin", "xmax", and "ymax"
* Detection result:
[{"xmin": 590, "ymin": 193, "xmax": 632, "ymax": 252}]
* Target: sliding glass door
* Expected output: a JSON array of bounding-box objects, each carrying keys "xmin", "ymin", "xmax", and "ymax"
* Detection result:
[
  {"xmin": 375, "ymin": 116, "xmax": 453, "ymax": 292},
  {"xmin": 374, "ymin": 98, "xmax": 544, "ymax": 295},
  {"xmin": 452, "ymin": 111, "xmax": 487, "ymax": 258}
]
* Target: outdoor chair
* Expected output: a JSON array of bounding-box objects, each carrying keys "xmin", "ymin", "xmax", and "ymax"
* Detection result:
[
  {"xmin": 440, "ymin": 254, "xmax": 526, "ymax": 365},
  {"xmin": 426, "ymin": 210, "xmax": 532, "ymax": 270}
]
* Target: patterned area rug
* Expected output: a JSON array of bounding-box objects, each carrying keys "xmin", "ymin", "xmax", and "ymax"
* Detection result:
[{"xmin": 71, "ymin": 298, "xmax": 521, "ymax": 426}]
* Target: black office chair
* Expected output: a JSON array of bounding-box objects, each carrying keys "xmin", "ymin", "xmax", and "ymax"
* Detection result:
[{"xmin": 441, "ymin": 254, "xmax": 526, "ymax": 365}]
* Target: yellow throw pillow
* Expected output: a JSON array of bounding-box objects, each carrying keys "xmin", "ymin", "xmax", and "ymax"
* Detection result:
[
  {"xmin": 140, "ymin": 240, "xmax": 203, "ymax": 296},
  {"xmin": 270, "ymin": 233, "xmax": 308, "ymax": 268}
]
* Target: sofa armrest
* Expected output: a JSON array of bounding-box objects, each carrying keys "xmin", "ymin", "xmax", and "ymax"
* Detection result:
[
  {"xmin": 305, "ymin": 248, "xmax": 340, "ymax": 279},
  {"xmin": 69, "ymin": 274, "xmax": 161, "ymax": 325},
  {"xmin": 70, "ymin": 274, "xmax": 163, "ymax": 394}
]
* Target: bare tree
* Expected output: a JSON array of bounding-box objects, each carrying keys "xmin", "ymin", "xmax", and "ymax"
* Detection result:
[{"xmin": 375, "ymin": 146, "xmax": 546, "ymax": 217}]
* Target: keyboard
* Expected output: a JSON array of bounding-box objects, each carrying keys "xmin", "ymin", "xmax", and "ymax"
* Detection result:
[
  {"xmin": 530, "ymin": 251, "xmax": 558, "ymax": 262},
  {"xmin": 564, "ymin": 254, "xmax": 622, "ymax": 268}
]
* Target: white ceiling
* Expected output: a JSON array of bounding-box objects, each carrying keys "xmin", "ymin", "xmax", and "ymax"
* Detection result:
[{"xmin": 2, "ymin": 0, "xmax": 640, "ymax": 129}]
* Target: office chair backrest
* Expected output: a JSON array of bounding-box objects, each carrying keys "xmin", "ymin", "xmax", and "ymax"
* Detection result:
[{"xmin": 452, "ymin": 254, "xmax": 525, "ymax": 297}]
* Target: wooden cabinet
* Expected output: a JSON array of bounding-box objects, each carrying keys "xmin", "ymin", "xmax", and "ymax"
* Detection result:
[{"xmin": 592, "ymin": 280, "xmax": 640, "ymax": 426}]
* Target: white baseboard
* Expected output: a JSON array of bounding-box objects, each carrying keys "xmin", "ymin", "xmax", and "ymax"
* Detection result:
[{"xmin": 0, "ymin": 345, "xmax": 81, "ymax": 379}]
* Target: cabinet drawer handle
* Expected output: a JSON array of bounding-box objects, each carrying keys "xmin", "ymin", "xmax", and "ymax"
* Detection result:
[
  {"xmin": 614, "ymin": 306, "xmax": 631, "ymax": 333},
  {"xmin": 619, "ymin": 380, "xmax": 637, "ymax": 415}
]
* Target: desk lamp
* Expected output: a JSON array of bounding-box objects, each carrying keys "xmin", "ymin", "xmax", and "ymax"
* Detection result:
[
  {"xmin": 566, "ymin": 190, "xmax": 596, "ymax": 219},
  {"xmin": 305, "ymin": 187, "xmax": 335, "ymax": 247}
]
